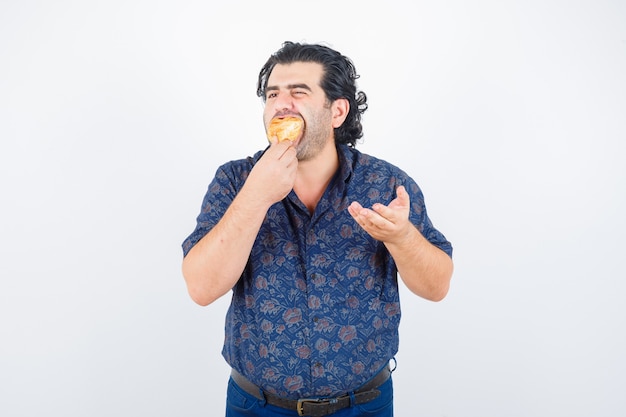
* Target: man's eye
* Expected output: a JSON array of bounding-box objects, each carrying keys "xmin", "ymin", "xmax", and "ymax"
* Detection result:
[{"xmin": 266, "ymin": 92, "xmax": 277, "ymax": 99}]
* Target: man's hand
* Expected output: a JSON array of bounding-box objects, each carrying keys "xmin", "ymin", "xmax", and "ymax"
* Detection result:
[
  {"xmin": 348, "ymin": 185, "xmax": 453, "ymax": 301},
  {"xmin": 182, "ymin": 139, "xmax": 298, "ymax": 306},
  {"xmin": 347, "ymin": 185, "xmax": 412, "ymax": 244},
  {"xmin": 244, "ymin": 139, "xmax": 298, "ymax": 208}
]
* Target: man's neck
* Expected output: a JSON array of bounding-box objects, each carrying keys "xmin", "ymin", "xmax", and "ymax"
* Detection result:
[{"xmin": 293, "ymin": 141, "xmax": 339, "ymax": 213}]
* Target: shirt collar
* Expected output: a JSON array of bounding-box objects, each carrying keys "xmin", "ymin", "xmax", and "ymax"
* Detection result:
[
  {"xmin": 253, "ymin": 143, "xmax": 355, "ymax": 184},
  {"xmin": 336, "ymin": 144, "xmax": 355, "ymax": 184}
]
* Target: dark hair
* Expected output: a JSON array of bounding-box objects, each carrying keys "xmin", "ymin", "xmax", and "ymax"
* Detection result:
[{"xmin": 257, "ymin": 41, "xmax": 368, "ymax": 147}]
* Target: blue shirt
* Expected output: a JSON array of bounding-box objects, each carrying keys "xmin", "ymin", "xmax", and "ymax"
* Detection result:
[{"xmin": 182, "ymin": 144, "xmax": 452, "ymax": 399}]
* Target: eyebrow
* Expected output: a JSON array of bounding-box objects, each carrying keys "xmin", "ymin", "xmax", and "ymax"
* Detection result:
[{"xmin": 266, "ymin": 83, "xmax": 312, "ymax": 93}]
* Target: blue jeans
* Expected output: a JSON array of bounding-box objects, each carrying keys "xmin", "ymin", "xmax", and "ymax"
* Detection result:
[{"xmin": 225, "ymin": 375, "xmax": 394, "ymax": 417}]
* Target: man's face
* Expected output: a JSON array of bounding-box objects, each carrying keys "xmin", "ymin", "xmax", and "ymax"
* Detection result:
[{"xmin": 263, "ymin": 62, "xmax": 334, "ymax": 161}]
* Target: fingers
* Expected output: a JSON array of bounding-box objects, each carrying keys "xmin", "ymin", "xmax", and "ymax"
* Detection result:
[
  {"xmin": 348, "ymin": 186, "xmax": 412, "ymax": 241},
  {"xmin": 371, "ymin": 186, "xmax": 410, "ymax": 220},
  {"xmin": 246, "ymin": 140, "xmax": 298, "ymax": 206},
  {"xmin": 349, "ymin": 201, "xmax": 389, "ymax": 229},
  {"xmin": 395, "ymin": 185, "xmax": 409, "ymax": 206},
  {"xmin": 267, "ymin": 138, "xmax": 297, "ymax": 161},
  {"xmin": 347, "ymin": 201, "xmax": 366, "ymax": 222}
]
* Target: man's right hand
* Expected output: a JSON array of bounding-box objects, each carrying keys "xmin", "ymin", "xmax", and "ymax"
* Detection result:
[
  {"xmin": 243, "ymin": 140, "xmax": 298, "ymax": 207},
  {"xmin": 182, "ymin": 140, "xmax": 298, "ymax": 306}
]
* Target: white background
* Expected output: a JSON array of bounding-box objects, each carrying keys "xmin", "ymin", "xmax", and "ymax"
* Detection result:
[{"xmin": 1, "ymin": 1, "xmax": 625, "ymax": 416}]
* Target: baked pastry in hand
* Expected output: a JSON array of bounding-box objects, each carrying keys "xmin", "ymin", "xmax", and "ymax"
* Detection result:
[{"xmin": 267, "ymin": 116, "xmax": 304, "ymax": 142}]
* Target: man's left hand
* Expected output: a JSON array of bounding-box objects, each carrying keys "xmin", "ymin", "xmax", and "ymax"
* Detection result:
[{"xmin": 348, "ymin": 185, "xmax": 413, "ymax": 244}]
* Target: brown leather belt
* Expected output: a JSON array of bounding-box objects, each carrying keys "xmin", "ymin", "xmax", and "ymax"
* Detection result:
[{"xmin": 231, "ymin": 365, "xmax": 391, "ymax": 417}]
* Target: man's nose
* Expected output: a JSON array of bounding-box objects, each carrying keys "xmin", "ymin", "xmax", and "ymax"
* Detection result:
[{"xmin": 273, "ymin": 92, "xmax": 295, "ymax": 112}]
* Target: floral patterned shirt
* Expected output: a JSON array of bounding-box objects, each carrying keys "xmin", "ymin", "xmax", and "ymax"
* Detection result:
[{"xmin": 182, "ymin": 144, "xmax": 452, "ymax": 399}]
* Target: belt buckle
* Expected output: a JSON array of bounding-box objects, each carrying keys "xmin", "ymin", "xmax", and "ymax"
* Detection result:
[{"xmin": 296, "ymin": 398, "xmax": 327, "ymax": 416}]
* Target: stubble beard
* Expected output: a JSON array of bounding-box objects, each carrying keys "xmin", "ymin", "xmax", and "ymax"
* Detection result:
[{"xmin": 296, "ymin": 107, "xmax": 334, "ymax": 161}]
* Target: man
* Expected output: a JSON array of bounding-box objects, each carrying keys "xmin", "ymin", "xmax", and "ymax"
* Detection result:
[{"xmin": 182, "ymin": 41, "xmax": 453, "ymax": 417}]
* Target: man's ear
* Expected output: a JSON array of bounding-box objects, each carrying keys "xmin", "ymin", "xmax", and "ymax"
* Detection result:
[{"xmin": 331, "ymin": 98, "xmax": 350, "ymax": 128}]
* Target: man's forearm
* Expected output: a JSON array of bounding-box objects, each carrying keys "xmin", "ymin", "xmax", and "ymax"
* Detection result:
[
  {"xmin": 182, "ymin": 187, "xmax": 271, "ymax": 306},
  {"xmin": 385, "ymin": 226, "xmax": 454, "ymax": 302}
]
